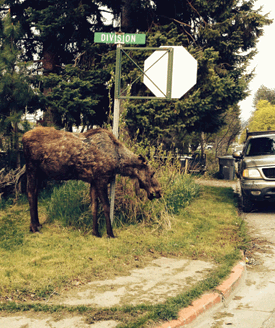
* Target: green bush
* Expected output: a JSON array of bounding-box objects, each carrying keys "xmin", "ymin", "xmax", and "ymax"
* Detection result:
[
  {"xmin": 164, "ymin": 174, "xmax": 200, "ymax": 214},
  {"xmin": 46, "ymin": 180, "xmax": 92, "ymax": 230},
  {"xmin": 204, "ymin": 151, "xmax": 220, "ymax": 178}
]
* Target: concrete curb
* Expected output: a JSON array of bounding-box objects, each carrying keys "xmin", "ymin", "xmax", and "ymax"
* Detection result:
[{"xmin": 156, "ymin": 260, "xmax": 246, "ymax": 328}]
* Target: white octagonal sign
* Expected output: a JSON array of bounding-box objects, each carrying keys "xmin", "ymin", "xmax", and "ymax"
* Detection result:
[{"xmin": 143, "ymin": 46, "xmax": 197, "ymax": 99}]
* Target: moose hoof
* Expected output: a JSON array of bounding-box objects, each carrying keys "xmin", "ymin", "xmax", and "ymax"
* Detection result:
[
  {"xmin": 30, "ymin": 225, "xmax": 42, "ymax": 233},
  {"xmin": 92, "ymin": 231, "xmax": 101, "ymax": 238}
]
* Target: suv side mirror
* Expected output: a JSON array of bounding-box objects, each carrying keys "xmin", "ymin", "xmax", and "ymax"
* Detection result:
[{"xmin": 232, "ymin": 151, "xmax": 243, "ymax": 160}]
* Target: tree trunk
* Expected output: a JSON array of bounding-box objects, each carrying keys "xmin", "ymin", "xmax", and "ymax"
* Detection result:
[
  {"xmin": 41, "ymin": 46, "xmax": 59, "ymax": 126},
  {"xmin": 14, "ymin": 121, "xmax": 22, "ymax": 192},
  {"xmin": 121, "ymin": 0, "xmax": 135, "ymax": 33},
  {"xmin": 200, "ymin": 132, "xmax": 205, "ymax": 160}
]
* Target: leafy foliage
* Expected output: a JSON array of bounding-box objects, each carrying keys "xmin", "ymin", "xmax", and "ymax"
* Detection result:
[
  {"xmin": 0, "ymin": 11, "xmax": 35, "ymax": 169},
  {"xmin": 0, "ymin": 12, "xmax": 35, "ymax": 118},
  {"xmin": 165, "ymin": 174, "xmax": 200, "ymax": 214},
  {"xmin": 240, "ymin": 100, "xmax": 275, "ymax": 143},
  {"xmin": 253, "ymin": 85, "xmax": 275, "ymax": 107},
  {"xmin": 250, "ymin": 100, "xmax": 275, "ymax": 131},
  {"xmin": 39, "ymin": 62, "xmax": 110, "ymax": 130}
]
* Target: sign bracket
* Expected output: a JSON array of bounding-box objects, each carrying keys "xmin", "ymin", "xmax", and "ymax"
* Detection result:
[{"xmin": 115, "ymin": 47, "xmax": 174, "ymax": 100}]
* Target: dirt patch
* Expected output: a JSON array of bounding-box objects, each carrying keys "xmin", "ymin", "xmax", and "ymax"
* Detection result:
[{"xmin": 195, "ymin": 178, "xmax": 238, "ymax": 191}]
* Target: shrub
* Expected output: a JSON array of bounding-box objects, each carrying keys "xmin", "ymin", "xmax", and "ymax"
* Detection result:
[
  {"xmin": 46, "ymin": 180, "xmax": 92, "ymax": 230},
  {"xmin": 204, "ymin": 151, "xmax": 220, "ymax": 178},
  {"xmin": 164, "ymin": 174, "xmax": 200, "ymax": 214}
]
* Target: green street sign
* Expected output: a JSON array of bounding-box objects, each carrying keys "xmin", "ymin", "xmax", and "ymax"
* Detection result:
[{"xmin": 94, "ymin": 32, "xmax": 146, "ymax": 45}]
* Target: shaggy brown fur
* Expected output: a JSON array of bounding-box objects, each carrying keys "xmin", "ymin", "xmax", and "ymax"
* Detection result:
[{"xmin": 22, "ymin": 127, "xmax": 161, "ymax": 237}]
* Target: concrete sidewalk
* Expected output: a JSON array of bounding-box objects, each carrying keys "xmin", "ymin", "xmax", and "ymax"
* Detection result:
[
  {"xmin": 0, "ymin": 257, "xmax": 218, "ymax": 328},
  {"xmin": 156, "ymin": 259, "xmax": 246, "ymax": 328},
  {"xmin": 0, "ymin": 256, "xmax": 246, "ymax": 328}
]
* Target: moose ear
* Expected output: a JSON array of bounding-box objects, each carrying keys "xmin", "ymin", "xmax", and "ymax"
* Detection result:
[{"xmin": 138, "ymin": 154, "xmax": 147, "ymax": 164}]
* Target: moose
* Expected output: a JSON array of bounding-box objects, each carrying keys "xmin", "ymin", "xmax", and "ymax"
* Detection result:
[{"xmin": 22, "ymin": 127, "xmax": 161, "ymax": 237}]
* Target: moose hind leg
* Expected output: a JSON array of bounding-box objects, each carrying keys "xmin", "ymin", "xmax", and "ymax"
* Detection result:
[
  {"xmin": 90, "ymin": 184, "xmax": 100, "ymax": 237},
  {"xmin": 26, "ymin": 169, "xmax": 41, "ymax": 232}
]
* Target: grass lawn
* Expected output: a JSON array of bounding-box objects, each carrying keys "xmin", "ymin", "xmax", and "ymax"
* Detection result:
[{"xmin": 0, "ymin": 180, "xmax": 248, "ymax": 327}]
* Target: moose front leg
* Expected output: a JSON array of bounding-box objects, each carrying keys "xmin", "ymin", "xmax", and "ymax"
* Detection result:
[
  {"xmin": 26, "ymin": 168, "xmax": 41, "ymax": 232},
  {"xmin": 96, "ymin": 182, "xmax": 115, "ymax": 238},
  {"xmin": 90, "ymin": 184, "xmax": 100, "ymax": 237}
]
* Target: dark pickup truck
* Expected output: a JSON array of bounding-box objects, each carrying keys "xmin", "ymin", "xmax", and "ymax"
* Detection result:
[{"xmin": 233, "ymin": 130, "xmax": 275, "ymax": 212}]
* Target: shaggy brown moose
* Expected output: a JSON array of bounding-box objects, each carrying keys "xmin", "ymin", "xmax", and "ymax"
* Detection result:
[{"xmin": 22, "ymin": 127, "xmax": 161, "ymax": 237}]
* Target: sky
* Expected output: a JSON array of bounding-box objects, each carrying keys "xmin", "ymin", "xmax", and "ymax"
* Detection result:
[{"xmin": 239, "ymin": 0, "xmax": 275, "ymax": 122}]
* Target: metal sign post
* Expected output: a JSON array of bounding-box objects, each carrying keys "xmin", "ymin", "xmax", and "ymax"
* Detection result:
[
  {"xmin": 109, "ymin": 43, "xmax": 122, "ymax": 223},
  {"xmin": 113, "ymin": 43, "xmax": 122, "ymax": 137}
]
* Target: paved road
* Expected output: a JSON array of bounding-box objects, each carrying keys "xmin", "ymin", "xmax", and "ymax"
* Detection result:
[{"xmin": 191, "ymin": 196, "xmax": 275, "ymax": 328}]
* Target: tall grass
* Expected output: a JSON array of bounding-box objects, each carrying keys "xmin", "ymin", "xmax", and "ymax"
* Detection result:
[{"xmin": 46, "ymin": 180, "xmax": 92, "ymax": 230}]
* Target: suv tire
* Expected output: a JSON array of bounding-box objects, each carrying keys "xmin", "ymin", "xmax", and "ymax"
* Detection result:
[{"xmin": 241, "ymin": 190, "xmax": 253, "ymax": 213}]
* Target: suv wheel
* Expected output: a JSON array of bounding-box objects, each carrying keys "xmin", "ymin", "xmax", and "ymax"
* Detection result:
[{"xmin": 241, "ymin": 191, "xmax": 254, "ymax": 212}]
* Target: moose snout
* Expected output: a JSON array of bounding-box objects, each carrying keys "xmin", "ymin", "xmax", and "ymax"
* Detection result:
[
  {"xmin": 155, "ymin": 190, "xmax": 161, "ymax": 198},
  {"xmin": 148, "ymin": 190, "xmax": 162, "ymax": 200}
]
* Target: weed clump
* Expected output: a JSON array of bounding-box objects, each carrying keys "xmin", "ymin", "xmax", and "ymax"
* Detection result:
[
  {"xmin": 46, "ymin": 180, "xmax": 91, "ymax": 230},
  {"xmin": 164, "ymin": 174, "xmax": 200, "ymax": 214}
]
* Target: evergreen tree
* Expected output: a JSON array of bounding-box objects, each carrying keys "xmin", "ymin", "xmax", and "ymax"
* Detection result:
[
  {"xmin": 38, "ymin": 42, "xmax": 110, "ymax": 130},
  {"xmin": 3, "ymin": 0, "xmax": 112, "ymax": 127},
  {"xmin": 0, "ymin": 11, "xmax": 34, "ymax": 169}
]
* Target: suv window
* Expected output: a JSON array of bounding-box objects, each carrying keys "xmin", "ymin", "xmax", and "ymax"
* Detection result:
[{"xmin": 245, "ymin": 136, "xmax": 275, "ymax": 156}]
